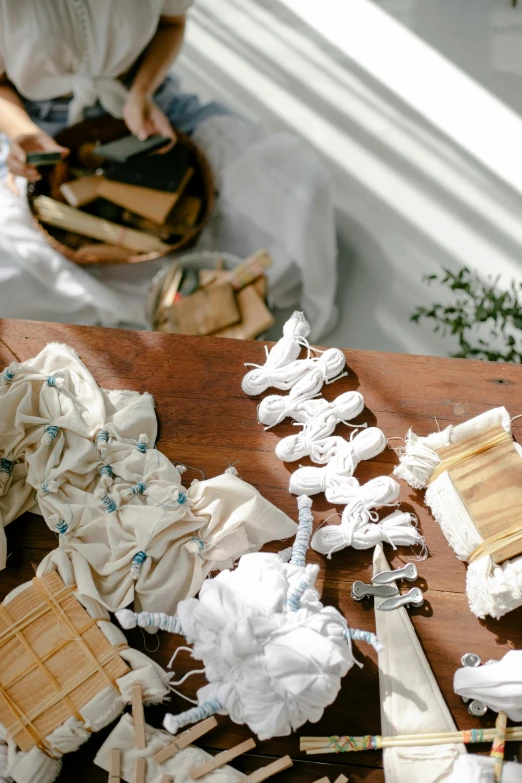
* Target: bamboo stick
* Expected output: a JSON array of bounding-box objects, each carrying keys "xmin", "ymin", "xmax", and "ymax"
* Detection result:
[
  {"xmin": 492, "ymin": 711, "xmax": 508, "ymax": 783},
  {"xmin": 300, "ymin": 727, "xmax": 522, "ymax": 753}
]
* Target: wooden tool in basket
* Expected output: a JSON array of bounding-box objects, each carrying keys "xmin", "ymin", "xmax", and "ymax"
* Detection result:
[{"xmin": 27, "ymin": 117, "xmax": 214, "ymax": 266}]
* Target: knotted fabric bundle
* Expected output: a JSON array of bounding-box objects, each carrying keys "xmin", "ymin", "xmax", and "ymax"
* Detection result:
[
  {"xmin": 242, "ymin": 347, "xmax": 346, "ymax": 396},
  {"xmin": 0, "ymin": 343, "xmax": 297, "ymax": 616},
  {"xmin": 116, "ymin": 497, "xmax": 383, "ymax": 741},
  {"xmin": 275, "ymin": 391, "xmax": 365, "ymax": 462},
  {"xmin": 258, "ymin": 395, "xmax": 329, "ymax": 428},
  {"xmin": 241, "ymin": 311, "xmax": 311, "ymax": 395},
  {"xmin": 454, "ymin": 650, "xmax": 522, "ymax": 721},
  {"xmin": 311, "ymin": 476, "xmax": 422, "ymax": 557},
  {"xmin": 289, "ymin": 427, "xmax": 387, "ymax": 498},
  {"xmin": 445, "ymin": 754, "xmax": 521, "ymax": 782},
  {"xmin": 393, "ymin": 407, "xmax": 522, "ymax": 619}
]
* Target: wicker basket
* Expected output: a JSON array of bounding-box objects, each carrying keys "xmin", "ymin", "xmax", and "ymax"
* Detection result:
[{"xmin": 27, "ymin": 117, "xmax": 214, "ymax": 266}]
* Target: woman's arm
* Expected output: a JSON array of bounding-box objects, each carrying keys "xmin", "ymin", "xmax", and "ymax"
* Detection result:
[
  {"xmin": 123, "ymin": 15, "xmax": 186, "ymax": 141},
  {"xmin": 0, "ymin": 73, "xmax": 68, "ymax": 180}
]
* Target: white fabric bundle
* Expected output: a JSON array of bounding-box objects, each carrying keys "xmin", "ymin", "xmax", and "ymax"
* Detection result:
[
  {"xmin": 275, "ymin": 391, "xmax": 364, "ymax": 462},
  {"xmin": 311, "ymin": 477, "xmax": 421, "ymax": 557},
  {"xmin": 242, "ymin": 347, "xmax": 345, "ymax": 396},
  {"xmin": 289, "ymin": 427, "xmax": 387, "ymax": 498},
  {"xmin": 94, "ymin": 714, "xmax": 246, "ymax": 783},
  {"xmin": 445, "ymin": 755, "xmax": 522, "ymax": 782},
  {"xmin": 0, "ymin": 343, "xmax": 297, "ymax": 616},
  {"xmin": 258, "ymin": 394, "xmax": 329, "ymax": 428},
  {"xmin": 454, "ymin": 650, "xmax": 522, "ymax": 721},
  {"xmin": 0, "ymin": 557, "xmax": 172, "ymax": 783},
  {"xmin": 241, "ymin": 311, "xmax": 310, "ymax": 395},
  {"xmin": 393, "ymin": 407, "xmax": 522, "ymax": 619}
]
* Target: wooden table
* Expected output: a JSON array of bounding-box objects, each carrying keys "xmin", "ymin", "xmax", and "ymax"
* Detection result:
[{"xmin": 1, "ymin": 318, "xmax": 522, "ymax": 783}]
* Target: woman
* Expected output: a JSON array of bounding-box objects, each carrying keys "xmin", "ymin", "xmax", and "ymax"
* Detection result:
[{"xmin": 0, "ymin": 0, "xmax": 337, "ymax": 340}]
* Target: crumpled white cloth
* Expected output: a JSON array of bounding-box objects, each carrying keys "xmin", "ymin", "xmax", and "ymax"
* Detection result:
[
  {"xmin": 393, "ymin": 406, "xmax": 522, "ymax": 619},
  {"xmin": 454, "ymin": 650, "xmax": 522, "ymax": 721},
  {"xmin": 445, "ymin": 754, "xmax": 522, "ymax": 782},
  {"xmin": 170, "ymin": 552, "xmax": 359, "ymax": 740},
  {"xmin": 0, "ymin": 342, "xmax": 296, "ymax": 616},
  {"xmin": 0, "ymin": 559, "xmax": 172, "ymax": 783},
  {"xmin": 94, "ymin": 714, "xmax": 246, "ymax": 783}
]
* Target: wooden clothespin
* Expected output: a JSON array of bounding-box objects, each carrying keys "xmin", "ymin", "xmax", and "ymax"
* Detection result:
[
  {"xmin": 161, "ymin": 776, "xmax": 173, "ymax": 783},
  {"xmin": 334, "ymin": 776, "xmax": 349, "ymax": 783},
  {"xmin": 312, "ymin": 778, "xmax": 330, "ymax": 783},
  {"xmin": 135, "ymin": 757, "xmax": 146, "ymax": 783},
  {"xmin": 109, "ymin": 749, "xmax": 121, "ymax": 783},
  {"xmin": 153, "ymin": 716, "xmax": 218, "ymax": 764},
  {"xmin": 132, "ymin": 683, "xmax": 146, "ymax": 750},
  {"xmin": 191, "ymin": 738, "xmax": 256, "ymax": 780},
  {"xmin": 248, "ymin": 755, "xmax": 293, "ymax": 783}
]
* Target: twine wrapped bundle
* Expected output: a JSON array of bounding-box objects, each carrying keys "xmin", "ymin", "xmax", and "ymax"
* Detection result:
[{"xmin": 242, "ymin": 348, "xmax": 346, "ymax": 397}]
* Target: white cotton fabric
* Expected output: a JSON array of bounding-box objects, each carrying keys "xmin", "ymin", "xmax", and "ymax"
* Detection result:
[
  {"xmin": 393, "ymin": 407, "xmax": 522, "ymax": 619},
  {"xmin": 445, "ymin": 755, "xmax": 522, "ymax": 782},
  {"xmin": 172, "ymin": 552, "xmax": 358, "ymax": 740},
  {"xmin": 0, "ymin": 342, "xmax": 297, "ymax": 616},
  {"xmin": 275, "ymin": 391, "xmax": 364, "ymax": 462},
  {"xmin": 0, "ymin": 561, "xmax": 171, "ymax": 783},
  {"xmin": 0, "ymin": 0, "xmax": 193, "ymax": 125},
  {"xmin": 95, "ymin": 714, "xmax": 246, "ymax": 783},
  {"xmin": 454, "ymin": 651, "xmax": 522, "ymax": 721},
  {"xmin": 373, "ymin": 545, "xmax": 466, "ymax": 783},
  {"xmin": 242, "ymin": 347, "xmax": 345, "ymax": 396},
  {"xmin": 258, "ymin": 395, "xmax": 329, "ymax": 428}
]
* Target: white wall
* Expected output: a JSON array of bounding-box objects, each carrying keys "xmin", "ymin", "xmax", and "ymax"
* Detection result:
[{"xmin": 176, "ymin": 0, "xmax": 522, "ymax": 355}]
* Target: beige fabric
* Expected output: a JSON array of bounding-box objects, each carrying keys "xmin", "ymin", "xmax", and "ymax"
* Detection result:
[
  {"xmin": 95, "ymin": 714, "xmax": 247, "ymax": 783},
  {"xmin": 1, "ymin": 343, "xmax": 296, "ymax": 616},
  {"xmin": 373, "ymin": 545, "xmax": 465, "ymax": 782}
]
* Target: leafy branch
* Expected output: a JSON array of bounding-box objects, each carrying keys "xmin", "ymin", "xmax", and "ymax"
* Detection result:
[{"xmin": 411, "ymin": 267, "xmax": 522, "ymax": 362}]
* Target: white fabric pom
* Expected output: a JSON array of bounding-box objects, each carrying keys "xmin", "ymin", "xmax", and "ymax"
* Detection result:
[
  {"xmin": 138, "ymin": 434, "xmax": 149, "ymax": 445},
  {"xmin": 311, "ymin": 477, "xmax": 404, "ymax": 557},
  {"xmin": 445, "ymin": 753, "xmax": 521, "ymax": 782},
  {"xmin": 242, "ymin": 347, "xmax": 345, "ymax": 396},
  {"xmin": 163, "ymin": 714, "xmax": 180, "ymax": 735},
  {"xmin": 454, "ymin": 650, "xmax": 522, "ymax": 720},
  {"xmin": 115, "ymin": 608, "xmax": 137, "ymax": 630},
  {"xmin": 393, "ymin": 429, "xmax": 441, "ymax": 489},
  {"xmin": 275, "ymin": 391, "xmax": 364, "ymax": 462},
  {"xmin": 258, "ymin": 395, "xmax": 329, "ymax": 428}
]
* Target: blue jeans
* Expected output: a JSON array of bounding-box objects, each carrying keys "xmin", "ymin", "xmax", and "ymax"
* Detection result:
[{"xmin": 0, "ymin": 74, "xmax": 232, "ymax": 176}]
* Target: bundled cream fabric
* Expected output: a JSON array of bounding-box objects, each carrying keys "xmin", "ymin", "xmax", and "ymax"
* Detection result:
[
  {"xmin": 393, "ymin": 407, "xmax": 522, "ymax": 619},
  {"xmin": 95, "ymin": 714, "xmax": 246, "ymax": 783},
  {"xmin": 0, "ymin": 557, "xmax": 171, "ymax": 783},
  {"xmin": 0, "ymin": 343, "xmax": 296, "ymax": 615},
  {"xmin": 454, "ymin": 650, "xmax": 522, "ymax": 720}
]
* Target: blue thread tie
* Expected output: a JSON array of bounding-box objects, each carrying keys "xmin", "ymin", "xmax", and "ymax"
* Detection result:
[
  {"xmin": 41, "ymin": 481, "xmax": 57, "ymax": 495},
  {"xmin": 345, "ymin": 627, "xmax": 384, "ymax": 653},
  {"xmin": 118, "ymin": 610, "xmax": 184, "ymax": 634},
  {"xmin": 47, "ymin": 375, "xmax": 62, "ymax": 387},
  {"xmin": 96, "ymin": 430, "xmax": 109, "ymax": 451},
  {"xmin": 177, "ymin": 492, "xmax": 187, "ymax": 505},
  {"xmin": 287, "ymin": 574, "xmax": 312, "ymax": 611},
  {"xmin": 130, "ymin": 482, "xmax": 147, "ymax": 496},
  {"xmin": 0, "ymin": 458, "xmax": 13, "ymax": 483},
  {"xmin": 131, "ymin": 551, "xmax": 147, "ymax": 580},
  {"xmin": 97, "ymin": 491, "xmax": 117, "ymax": 513},
  {"xmin": 190, "ymin": 537, "xmax": 205, "ymax": 552},
  {"xmin": 55, "ymin": 519, "xmax": 68, "ymax": 536},
  {"xmin": 2, "ymin": 366, "xmax": 15, "ymax": 382},
  {"xmin": 99, "ymin": 465, "xmax": 113, "ymax": 479},
  {"xmin": 290, "ymin": 495, "xmax": 313, "ymax": 567},
  {"xmin": 165, "ymin": 698, "xmax": 222, "ymax": 735},
  {"xmin": 43, "ymin": 425, "xmax": 59, "ymax": 445},
  {"xmin": 135, "ymin": 434, "xmax": 149, "ymax": 454}
]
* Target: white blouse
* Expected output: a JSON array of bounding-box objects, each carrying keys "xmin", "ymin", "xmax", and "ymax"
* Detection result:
[{"xmin": 0, "ymin": 0, "xmax": 193, "ymax": 125}]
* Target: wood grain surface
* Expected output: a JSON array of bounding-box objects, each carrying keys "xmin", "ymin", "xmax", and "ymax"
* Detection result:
[{"xmin": 1, "ymin": 318, "xmax": 522, "ymax": 782}]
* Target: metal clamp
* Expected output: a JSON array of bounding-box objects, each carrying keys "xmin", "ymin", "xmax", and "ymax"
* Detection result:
[
  {"xmin": 460, "ymin": 653, "xmax": 498, "ymax": 716},
  {"xmin": 372, "ymin": 563, "xmax": 418, "ymax": 585},
  {"xmin": 351, "ymin": 581, "xmax": 399, "ymax": 601},
  {"xmin": 377, "ymin": 587, "xmax": 424, "ymax": 612}
]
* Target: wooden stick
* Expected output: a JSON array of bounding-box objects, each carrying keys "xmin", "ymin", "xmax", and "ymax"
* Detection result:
[
  {"xmin": 161, "ymin": 776, "xmax": 173, "ymax": 783},
  {"xmin": 132, "ymin": 683, "xmax": 146, "ymax": 750},
  {"xmin": 334, "ymin": 776, "xmax": 349, "ymax": 783},
  {"xmin": 248, "ymin": 755, "xmax": 293, "ymax": 783},
  {"xmin": 109, "ymin": 749, "xmax": 120, "ymax": 782},
  {"xmin": 152, "ymin": 716, "xmax": 218, "ymax": 764},
  {"xmin": 491, "ymin": 711, "xmax": 508, "ymax": 783},
  {"xmin": 301, "ymin": 727, "xmax": 522, "ymax": 752},
  {"xmin": 312, "ymin": 778, "xmax": 330, "ymax": 783},
  {"xmin": 33, "ymin": 196, "xmax": 169, "ymax": 253},
  {"xmin": 60, "ymin": 175, "xmax": 102, "ymax": 207},
  {"xmin": 190, "ymin": 738, "xmax": 256, "ymax": 779},
  {"xmin": 135, "ymin": 758, "xmax": 146, "ymax": 783}
]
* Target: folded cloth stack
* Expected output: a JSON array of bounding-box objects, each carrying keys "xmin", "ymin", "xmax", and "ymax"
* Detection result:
[
  {"xmin": 0, "ymin": 342, "xmax": 297, "ymax": 616},
  {"xmin": 393, "ymin": 406, "xmax": 522, "ymax": 619}
]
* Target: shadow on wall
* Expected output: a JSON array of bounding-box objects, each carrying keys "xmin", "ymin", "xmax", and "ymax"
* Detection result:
[{"xmin": 177, "ymin": 0, "xmax": 522, "ymax": 355}]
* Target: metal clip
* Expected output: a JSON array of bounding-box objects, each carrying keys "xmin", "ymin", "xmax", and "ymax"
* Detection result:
[
  {"xmin": 377, "ymin": 587, "xmax": 424, "ymax": 612},
  {"xmin": 460, "ymin": 654, "xmax": 498, "ymax": 716},
  {"xmin": 372, "ymin": 562, "xmax": 418, "ymax": 585},
  {"xmin": 351, "ymin": 581, "xmax": 399, "ymax": 601}
]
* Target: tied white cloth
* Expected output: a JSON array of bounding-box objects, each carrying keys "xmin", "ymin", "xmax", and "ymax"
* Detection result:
[
  {"xmin": 289, "ymin": 427, "xmax": 387, "ymax": 498},
  {"xmin": 164, "ymin": 552, "xmax": 361, "ymax": 740},
  {"xmin": 258, "ymin": 394, "xmax": 329, "ymax": 428},
  {"xmin": 445, "ymin": 755, "xmax": 522, "ymax": 782},
  {"xmin": 94, "ymin": 714, "xmax": 246, "ymax": 783},
  {"xmin": 454, "ymin": 650, "xmax": 522, "ymax": 720},
  {"xmin": 373, "ymin": 545, "xmax": 466, "ymax": 783},
  {"xmin": 242, "ymin": 347, "xmax": 345, "ymax": 396},
  {"xmin": 393, "ymin": 406, "xmax": 522, "ymax": 619},
  {"xmin": 275, "ymin": 391, "xmax": 364, "ymax": 462},
  {"xmin": 0, "ymin": 559, "xmax": 172, "ymax": 783},
  {"xmin": 0, "ymin": 343, "xmax": 297, "ymax": 616},
  {"xmin": 311, "ymin": 477, "xmax": 421, "ymax": 557}
]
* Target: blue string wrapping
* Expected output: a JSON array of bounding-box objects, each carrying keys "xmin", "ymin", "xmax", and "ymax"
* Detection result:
[
  {"xmin": 2, "ymin": 366, "xmax": 15, "ymax": 382},
  {"xmin": 99, "ymin": 492, "xmax": 117, "ymax": 513},
  {"xmin": 96, "ymin": 430, "xmax": 109, "ymax": 450},
  {"xmin": 177, "ymin": 492, "xmax": 187, "ymax": 505},
  {"xmin": 129, "ymin": 482, "xmax": 147, "ymax": 496},
  {"xmin": 47, "ymin": 375, "xmax": 59, "ymax": 387},
  {"xmin": 131, "ymin": 611, "xmax": 184, "ymax": 634},
  {"xmin": 99, "ymin": 465, "xmax": 113, "ymax": 479},
  {"xmin": 287, "ymin": 575, "xmax": 311, "ymax": 611},
  {"xmin": 44, "ymin": 425, "xmax": 59, "ymax": 444},
  {"xmin": 172, "ymin": 698, "xmax": 222, "ymax": 732},
  {"xmin": 290, "ymin": 496, "xmax": 313, "ymax": 567},
  {"xmin": 55, "ymin": 519, "xmax": 68, "ymax": 536},
  {"xmin": 131, "ymin": 550, "xmax": 147, "ymax": 579},
  {"xmin": 0, "ymin": 458, "xmax": 13, "ymax": 477},
  {"xmin": 345, "ymin": 627, "xmax": 384, "ymax": 653}
]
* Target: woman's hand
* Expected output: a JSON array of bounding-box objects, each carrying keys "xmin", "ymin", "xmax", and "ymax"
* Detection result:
[
  {"xmin": 123, "ymin": 90, "xmax": 176, "ymax": 146},
  {"xmin": 7, "ymin": 132, "xmax": 69, "ymax": 181}
]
